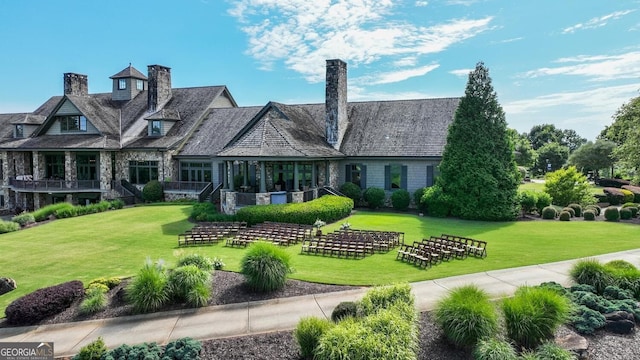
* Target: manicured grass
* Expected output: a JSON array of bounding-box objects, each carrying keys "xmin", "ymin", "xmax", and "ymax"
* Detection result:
[
  {"xmin": 2, "ymin": 205, "xmax": 640, "ymax": 316},
  {"xmin": 519, "ymin": 181, "xmax": 604, "ymax": 195}
]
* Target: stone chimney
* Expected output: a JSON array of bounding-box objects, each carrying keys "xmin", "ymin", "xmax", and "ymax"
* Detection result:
[
  {"xmin": 147, "ymin": 65, "xmax": 172, "ymax": 112},
  {"xmin": 325, "ymin": 59, "xmax": 347, "ymax": 149},
  {"xmin": 63, "ymin": 73, "xmax": 88, "ymax": 96}
]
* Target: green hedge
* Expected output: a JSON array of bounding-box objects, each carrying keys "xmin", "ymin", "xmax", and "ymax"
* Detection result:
[
  {"xmin": 0, "ymin": 220, "xmax": 21, "ymax": 233},
  {"xmin": 236, "ymin": 195, "xmax": 353, "ymax": 226},
  {"xmin": 32, "ymin": 203, "xmax": 75, "ymax": 222}
]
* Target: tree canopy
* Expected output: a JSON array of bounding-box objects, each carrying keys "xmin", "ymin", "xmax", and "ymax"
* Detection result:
[
  {"xmin": 602, "ymin": 95, "xmax": 640, "ymax": 184},
  {"xmin": 438, "ymin": 62, "xmax": 519, "ymax": 221},
  {"xmin": 567, "ymin": 140, "xmax": 616, "ymax": 177}
]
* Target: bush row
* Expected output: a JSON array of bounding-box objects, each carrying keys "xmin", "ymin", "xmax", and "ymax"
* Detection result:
[
  {"xmin": 73, "ymin": 337, "xmax": 201, "ymax": 360},
  {"xmin": 55, "ymin": 200, "xmax": 124, "ymax": 219},
  {"xmin": 5, "ymin": 280, "xmax": 84, "ymax": 325},
  {"xmin": 236, "ymin": 195, "xmax": 353, "ymax": 226},
  {"xmin": 596, "ymin": 178, "xmax": 631, "ymax": 188},
  {"xmin": 295, "ymin": 284, "xmax": 418, "ymax": 360},
  {"xmin": 190, "ymin": 202, "xmax": 237, "ymax": 222},
  {"xmin": 339, "ymin": 183, "xmax": 411, "ymax": 211},
  {"xmin": 0, "ymin": 220, "xmax": 20, "ymax": 233}
]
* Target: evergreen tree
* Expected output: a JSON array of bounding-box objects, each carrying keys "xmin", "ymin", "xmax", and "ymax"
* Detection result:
[{"xmin": 438, "ymin": 62, "xmax": 519, "ymax": 221}]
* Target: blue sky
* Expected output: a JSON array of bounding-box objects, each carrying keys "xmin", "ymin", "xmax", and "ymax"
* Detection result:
[{"xmin": 1, "ymin": 0, "xmax": 639, "ymax": 141}]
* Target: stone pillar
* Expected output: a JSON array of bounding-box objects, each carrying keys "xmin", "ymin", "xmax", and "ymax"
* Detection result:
[
  {"xmin": 312, "ymin": 188, "xmax": 318, "ymax": 200},
  {"xmin": 32, "ymin": 151, "xmax": 40, "ymax": 180},
  {"xmin": 291, "ymin": 191, "xmax": 303, "ymax": 203},
  {"xmin": 221, "ymin": 190, "xmax": 237, "ymax": 215},
  {"xmin": 65, "ymin": 151, "xmax": 74, "ymax": 188},
  {"xmin": 259, "ymin": 162, "xmax": 266, "ymax": 193},
  {"xmin": 99, "ymin": 151, "xmax": 112, "ymax": 190},
  {"xmin": 66, "ymin": 194, "xmax": 73, "ymax": 204},
  {"xmin": 256, "ymin": 192, "xmax": 270, "ymax": 205}
]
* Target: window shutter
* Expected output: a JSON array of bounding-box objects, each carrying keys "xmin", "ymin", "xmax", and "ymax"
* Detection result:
[
  {"xmin": 345, "ymin": 164, "xmax": 351, "ymax": 183},
  {"xmin": 249, "ymin": 164, "xmax": 257, "ymax": 184},
  {"xmin": 426, "ymin": 165, "xmax": 434, "ymax": 187},
  {"xmin": 360, "ymin": 164, "xmax": 367, "ymax": 189},
  {"xmin": 218, "ymin": 163, "xmax": 225, "ymax": 184},
  {"xmin": 384, "ymin": 165, "xmax": 391, "ymax": 190},
  {"xmin": 401, "ymin": 166, "xmax": 408, "ymax": 189}
]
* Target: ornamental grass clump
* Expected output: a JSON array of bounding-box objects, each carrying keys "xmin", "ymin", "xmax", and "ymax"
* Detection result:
[
  {"xmin": 294, "ymin": 316, "xmax": 334, "ymax": 359},
  {"xmin": 501, "ymin": 286, "xmax": 572, "ymax": 349},
  {"xmin": 359, "ymin": 283, "xmax": 414, "ymax": 316},
  {"xmin": 533, "ymin": 342, "xmax": 576, "ymax": 360},
  {"xmin": 167, "ymin": 265, "xmax": 212, "ymax": 307},
  {"xmin": 570, "ymin": 259, "xmax": 612, "ymax": 294},
  {"xmin": 126, "ymin": 259, "xmax": 169, "ymax": 313},
  {"xmin": 434, "ymin": 285, "xmax": 498, "ymax": 348},
  {"xmin": 79, "ymin": 286, "xmax": 108, "ymax": 315},
  {"xmin": 241, "ymin": 242, "xmax": 292, "ymax": 292},
  {"xmin": 176, "ymin": 253, "xmax": 215, "ymax": 272},
  {"xmin": 473, "ymin": 337, "xmax": 518, "ymax": 360}
]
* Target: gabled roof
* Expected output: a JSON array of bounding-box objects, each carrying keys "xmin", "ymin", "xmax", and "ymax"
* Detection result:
[
  {"xmin": 145, "ymin": 109, "xmax": 180, "ymax": 121},
  {"xmin": 9, "ymin": 113, "xmax": 46, "ymax": 125},
  {"xmin": 217, "ymin": 102, "xmax": 343, "ymax": 158},
  {"xmin": 109, "ymin": 65, "xmax": 147, "ymax": 80}
]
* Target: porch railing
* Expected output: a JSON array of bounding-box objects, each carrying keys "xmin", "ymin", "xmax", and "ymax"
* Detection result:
[
  {"xmin": 163, "ymin": 181, "xmax": 210, "ymax": 192},
  {"xmin": 9, "ymin": 177, "xmax": 101, "ymax": 191},
  {"xmin": 198, "ymin": 182, "xmax": 215, "ymax": 203}
]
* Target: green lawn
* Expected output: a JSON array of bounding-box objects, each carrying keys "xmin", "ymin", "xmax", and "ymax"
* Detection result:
[
  {"xmin": 519, "ymin": 181, "xmax": 604, "ymax": 195},
  {"xmin": 1, "ymin": 205, "xmax": 639, "ymax": 315}
]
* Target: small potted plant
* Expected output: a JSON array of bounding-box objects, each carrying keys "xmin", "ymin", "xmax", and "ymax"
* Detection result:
[
  {"xmin": 340, "ymin": 222, "xmax": 351, "ymax": 230},
  {"xmin": 313, "ymin": 219, "xmax": 326, "ymax": 236}
]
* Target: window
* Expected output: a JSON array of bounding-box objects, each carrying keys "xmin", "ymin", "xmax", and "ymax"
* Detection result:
[
  {"xmin": 45, "ymin": 154, "xmax": 65, "ymax": 179},
  {"xmin": 426, "ymin": 165, "xmax": 434, "ymax": 187},
  {"xmin": 15, "ymin": 124, "xmax": 24, "ymax": 138},
  {"xmin": 136, "ymin": 79, "xmax": 144, "ymax": 90},
  {"xmin": 58, "ymin": 115, "xmax": 87, "ymax": 132},
  {"xmin": 118, "ymin": 78, "xmax": 127, "ymax": 90},
  {"xmin": 180, "ymin": 162, "xmax": 212, "ymax": 182},
  {"xmin": 273, "ymin": 163, "xmax": 293, "ymax": 191},
  {"xmin": 345, "ymin": 164, "xmax": 366, "ymax": 188},
  {"xmin": 129, "ymin": 161, "xmax": 159, "ymax": 184},
  {"xmin": 385, "ymin": 164, "xmax": 407, "ymax": 190},
  {"xmin": 76, "ymin": 153, "xmax": 98, "ymax": 181},
  {"xmin": 150, "ymin": 120, "xmax": 162, "ymax": 136}
]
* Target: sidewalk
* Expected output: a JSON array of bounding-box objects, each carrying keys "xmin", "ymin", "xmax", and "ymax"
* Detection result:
[{"xmin": 2, "ymin": 249, "xmax": 640, "ymax": 358}]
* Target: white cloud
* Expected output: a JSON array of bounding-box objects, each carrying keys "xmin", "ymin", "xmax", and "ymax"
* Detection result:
[
  {"xmin": 522, "ymin": 51, "xmax": 640, "ymax": 81},
  {"xmin": 415, "ymin": 1, "xmax": 429, "ymax": 6},
  {"xmin": 355, "ymin": 64, "xmax": 440, "ymax": 85},
  {"xmin": 449, "ymin": 68, "xmax": 472, "ymax": 77},
  {"xmin": 445, "ymin": 0, "xmax": 482, "ymax": 6},
  {"xmin": 562, "ymin": 9, "xmax": 635, "ymax": 34},
  {"xmin": 393, "ymin": 57, "xmax": 418, "ymax": 67},
  {"xmin": 496, "ymin": 36, "xmax": 523, "ymax": 44},
  {"xmin": 228, "ymin": 0, "xmax": 493, "ymax": 83}
]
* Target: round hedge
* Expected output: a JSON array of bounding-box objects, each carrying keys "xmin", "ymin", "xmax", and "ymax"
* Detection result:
[
  {"xmin": 620, "ymin": 208, "xmax": 633, "ymax": 220},
  {"xmin": 562, "ymin": 207, "xmax": 575, "ymax": 218},
  {"xmin": 603, "ymin": 206, "xmax": 620, "ymax": 222},
  {"xmin": 142, "ymin": 180, "xmax": 164, "ymax": 202},
  {"xmin": 559, "ymin": 211, "xmax": 571, "ymax": 221},
  {"xmin": 363, "ymin": 187, "xmax": 386, "ymax": 209},
  {"xmin": 391, "ymin": 189, "xmax": 411, "ymax": 211},
  {"xmin": 621, "ymin": 203, "xmax": 638, "ymax": 217},
  {"xmin": 541, "ymin": 206, "xmax": 557, "ymax": 220},
  {"xmin": 567, "ymin": 203, "xmax": 582, "ymax": 217},
  {"xmin": 241, "ymin": 242, "xmax": 292, "ymax": 292},
  {"xmin": 339, "ymin": 182, "xmax": 362, "ymax": 204},
  {"xmin": 585, "ymin": 205, "xmax": 601, "ymax": 216},
  {"xmin": 583, "ymin": 210, "xmax": 596, "ymax": 221}
]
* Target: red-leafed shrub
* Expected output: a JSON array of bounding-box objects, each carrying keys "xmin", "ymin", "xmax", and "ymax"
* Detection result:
[
  {"xmin": 603, "ymin": 188, "xmax": 624, "ymax": 205},
  {"xmin": 597, "ymin": 178, "xmax": 630, "ymax": 188},
  {"xmin": 5, "ymin": 280, "xmax": 84, "ymax": 325}
]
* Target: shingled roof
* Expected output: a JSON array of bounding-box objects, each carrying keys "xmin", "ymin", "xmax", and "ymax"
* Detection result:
[
  {"xmin": 109, "ymin": 65, "xmax": 147, "ymax": 80},
  {"xmin": 217, "ymin": 102, "xmax": 344, "ymax": 159}
]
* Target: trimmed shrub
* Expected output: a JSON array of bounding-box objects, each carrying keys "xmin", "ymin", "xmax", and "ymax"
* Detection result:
[
  {"xmin": 126, "ymin": 260, "xmax": 169, "ymax": 313},
  {"xmin": 391, "ymin": 189, "xmax": 411, "ymax": 211},
  {"xmin": 339, "ymin": 182, "xmax": 362, "ymax": 205},
  {"xmin": 570, "ymin": 305, "xmax": 606, "ymax": 335},
  {"xmin": 0, "ymin": 220, "xmax": 20, "ymax": 233},
  {"xmin": 558, "ymin": 211, "xmax": 571, "ymax": 221},
  {"xmin": 167, "ymin": 265, "xmax": 212, "ymax": 307},
  {"xmin": 5, "ymin": 280, "xmax": 84, "ymax": 325},
  {"xmin": 363, "ymin": 187, "xmax": 386, "ymax": 209},
  {"xmin": 143, "ymin": 180, "xmax": 164, "ymax": 202},
  {"xmin": 620, "ymin": 207, "xmax": 633, "ymax": 220},
  {"xmin": 241, "ymin": 242, "xmax": 292, "ymax": 292},
  {"xmin": 584, "ymin": 204, "xmax": 601, "ymax": 216},
  {"xmin": 502, "ymin": 286, "xmax": 572, "ymax": 349},
  {"xmin": 622, "ymin": 185, "xmax": 640, "ymax": 203},
  {"xmin": 597, "ymin": 178, "xmax": 630, "ymax": 188},
  {"xmin": 541, "ymin": 206, "xmax": 557, "ymax": 219},
  {"xmin": 473, "ymin": 337, "xmax": 518, "ymax": 360},
  {"xmin": 176, "ymin": 253, "xmax": 215, "ymax": 272},
  {"xmin": 583, "ymin": 210, "xmax": 596, "ymax": 221},
  {"xmin": 294, "ymin": 316, "xmax": 334, "ymax": 359},
  {"xmin": 190, "ymin": 202, "xmax": 237, "ymax": 222},
  {"xmin": 534, "ymin": 342, "xmax": 575, "ymax": 360},
  {"xmin": 620, "ymin": 189, "xmax": 635, "ymax": 204},
  {"xmin": 102, "ymin": 343, "xmax": 162, "ymax": 360},
  {"xmin": 621, "ymin": 203, "xmax": 638, "ymax": 217},
  {"xmin": 567, "ymin": 203, "xmax": 582, "ymax": 217},
  {"xmin": 434, "ymin": 285, "xmax": 498, "ymax": 348},
  {"xmin": 603, "ymin": 187, "xmax": 624, "ymax": 205},
  {"xmin": 72, "ymin": 337, "xmax": 107, "ymax": 360},
  {"xmin": 162, "ymin": 337, "xmax": 202, "ymax": 360},
  {"xmin": 359, "ymin": 283, "xmax": 414, "ymax": 316},
  {"xmin": 421, "ymin": 184, "xmax": 452, "ymax": 218},
  {"xmin": 413, "ymin": 187, "xmax": 428, "ymax": 212},
  {"xmin": 79, "ymin": 286, "xmax": 108, "ymax": 315},
  {"xmin": 109, "ymin": 199, "xmax": 125, "ymax": 209},
  {"xmin": 536, "ymin": 192, "xmax": 552, "ymax": 212},
  {"xmin": 31, "ymin": 202, "xmax": 75, "ymax": 221},
  {"xmin": 236, "ymin": 195, "xmax": 352, "ymax": 226},
  {"xmin": 55, "ymin": 206, "xmax": 79, "ymax": 219},
  {"xmin": 331, "ymin": 301, "xmax": 358, "ymax": 323},
  {"xmin": 87, "ymin": 277, "xmax": 121, "ymax": 290},
  {"xmin": 561, "ymin": 207, "xmax": 575, "ymax": 217},
  {"xmin": 11, "ymin": 213, "xmax": 35, "ymax": 226},
  {"xmin": 604, "ymin": 206, "xmax": 620, "ymax": 222},
  {"xmin": 570, "ymin": 259, "xmax": 612, "ymax": 294},
  {"xmin": 518, "ymin": 190, "xmax": 538, "ymax": 216}
]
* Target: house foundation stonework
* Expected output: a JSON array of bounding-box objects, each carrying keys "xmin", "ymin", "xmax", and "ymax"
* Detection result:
[{"xmin": 1, "ymin": 59, "xmax": 458, "ymax": 212}]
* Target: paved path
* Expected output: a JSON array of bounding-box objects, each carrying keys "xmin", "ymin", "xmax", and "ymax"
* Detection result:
[{"xmin": 2, "ymin": 249, "xmax": 640, "ymax": 358}]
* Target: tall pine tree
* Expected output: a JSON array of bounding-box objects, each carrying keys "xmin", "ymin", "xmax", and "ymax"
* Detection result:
[{"xmin": 438, "ymin": 62, "xmax": 519, "ymax": 221}]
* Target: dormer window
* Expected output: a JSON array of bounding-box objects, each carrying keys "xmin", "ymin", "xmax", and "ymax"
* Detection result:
[
  {"xmin": 136, "ymin": 79, "xmax": 144, "ymax": 91},
  {"xmin": 118, "ymin": 79, "xmax": 127, "ymax": 90},
  {"xmin": 59, "ymin": 115, "xmax": 87, "ymax": 132},
  {"xmin": 150, "ymin": 120, "xmax": 162, "ymax": 136},
  {"xmin": 15, "ymin": 124, "xmax": 24, "ymax": 138}
]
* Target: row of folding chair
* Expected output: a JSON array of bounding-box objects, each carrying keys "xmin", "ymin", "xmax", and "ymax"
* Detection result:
[
  {"xmin": 440, "ymin": 234, "xmax": 487, "ymax": 258},
  {"xmin": 300, "ymin": 237, "xmax": 373, "ymax": 258}
]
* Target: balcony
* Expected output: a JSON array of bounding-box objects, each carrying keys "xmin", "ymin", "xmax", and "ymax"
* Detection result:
[{"xmin": 9, "ymin": 177, "xmax": 102, "ymax": 192}]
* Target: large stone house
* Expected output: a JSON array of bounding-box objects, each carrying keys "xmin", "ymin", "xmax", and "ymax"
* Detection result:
[{"xmin": 0, "ymin": 59, "xmax": 459, "ymax": 214}]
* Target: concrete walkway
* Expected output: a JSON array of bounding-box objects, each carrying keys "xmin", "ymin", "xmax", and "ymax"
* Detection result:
[{"xmin": 2, "ymin": 249, "xmax": 640, "ymax": 358}]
